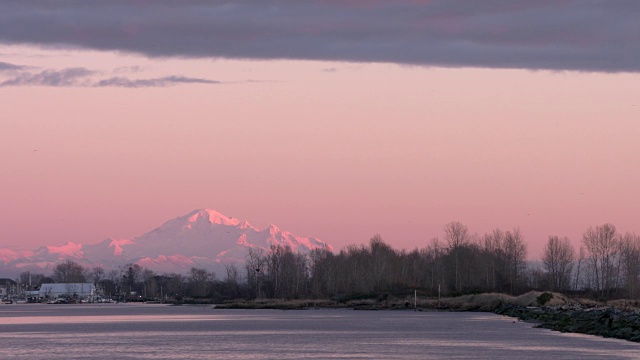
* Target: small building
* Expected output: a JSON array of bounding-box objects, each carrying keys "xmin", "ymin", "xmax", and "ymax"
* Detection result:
[
  {"xmin": 39, "ymin": 283, "xmax": 96, "ymax": 301},
  {"xmin": 24, "ymin": 290, "xmax": 40, "ymax": 303},
  {"xmin": 0, "ymin": 278, "xmax": 17, "ymax": 298}
]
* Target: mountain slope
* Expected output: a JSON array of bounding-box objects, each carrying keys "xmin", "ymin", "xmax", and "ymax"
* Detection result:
[{"xmin": 0, "ymin": 209, "xmax": 332, "ymax": 276}]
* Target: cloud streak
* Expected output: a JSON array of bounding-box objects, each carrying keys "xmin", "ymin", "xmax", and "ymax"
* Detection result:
[
  {"xmin": 94, "ymin": 75, "xmax": 220, "ymax": 88},
  {"xmin": 0, "ymin": 1, "xmax": 638, "ymax": 72},
  {"xmin": 0, "ymin": 61, "xmax": 27, "ymax": 72},
  {"xmin": 0, "ymin": 67, "xmax": 219, "ymax": 88},
  {"xmin": 0, "ymin": 67, "xmax": 94, "ymax": 87}
]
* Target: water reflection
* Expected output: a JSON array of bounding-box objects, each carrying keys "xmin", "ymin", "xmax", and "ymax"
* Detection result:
[{"xmin": 0, "ymin": 304, "xmax": 638, "ymax": 359}]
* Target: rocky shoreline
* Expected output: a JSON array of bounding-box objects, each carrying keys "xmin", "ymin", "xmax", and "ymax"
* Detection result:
[{"xmin": 495, "ymin": 304, "xmax": 640, "ymax": 342}]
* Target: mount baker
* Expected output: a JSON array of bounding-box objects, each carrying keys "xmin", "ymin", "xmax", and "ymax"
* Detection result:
[{"xmin": 0, "ymin": 209, "xmax": 333, "ymax": 277}]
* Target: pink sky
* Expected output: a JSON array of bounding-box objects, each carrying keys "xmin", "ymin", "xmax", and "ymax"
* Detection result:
[{"xmin": 1, "ymin": 44, "xmax": 638, "ymax": 259}]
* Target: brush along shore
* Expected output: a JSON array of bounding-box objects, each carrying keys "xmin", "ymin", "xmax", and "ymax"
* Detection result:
[{"xmin": 210, "ymin": 291, "xmax": 571, "ymax": 311}]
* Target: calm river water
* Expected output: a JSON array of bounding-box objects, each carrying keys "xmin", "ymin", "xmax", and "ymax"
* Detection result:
[{"xmin": 0, "ymin": 304, "xmax": 638, "ymax": 359}]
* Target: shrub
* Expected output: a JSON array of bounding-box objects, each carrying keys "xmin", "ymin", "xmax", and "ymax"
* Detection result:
[{"xmin": 537, "ymin": 292, "xmax": 553, "ymax": 306}]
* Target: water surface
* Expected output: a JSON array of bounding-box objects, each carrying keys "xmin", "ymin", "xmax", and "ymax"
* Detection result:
[{"xmin": 0, "ymin": 304, "xmax": 637, "ymax": 359}]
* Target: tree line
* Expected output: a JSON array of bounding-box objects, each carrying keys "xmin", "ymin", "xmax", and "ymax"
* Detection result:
[
  {"xmin": 19, "ymin": 260, "xmax": 243, "ymax": 302},
  {"xmin": 17, "ymin": 222, "xmax": 640, "ymax": 302},
  {"xmin": 245, "ymin": 222, "xmax": 640, "ymax": 301}
]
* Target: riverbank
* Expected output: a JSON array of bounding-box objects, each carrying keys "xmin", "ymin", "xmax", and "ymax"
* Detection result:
[
  {"xmin": 496, "ymin": 304, "xmax": 640, "ymax": 342},
  {"xmin": 211, "ymin": 291, "xmax": 640, "ymax": 343},
  {"xmin": 211, "ymin": 291, "xmax": 570, "ymax": 311}
]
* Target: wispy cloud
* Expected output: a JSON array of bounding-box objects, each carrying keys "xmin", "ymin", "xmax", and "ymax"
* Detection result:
[
  {"xmin": 0, "ymin": 1, "xmax": 638, "ymax": 72},
  {"xmin": 112, "ymin": 66, "xmax": 142, "ymax": 74},
  {"xmin": 94, "ymin": 75, "xmax": 220, "ymax": 88},
  {"xmin": 0, "ymin": 67, "xmax": 94, "ymax": 87},
  {"xmin": 0, "ymin": 67, "xmax": 219, "ymax": 88},
  {"xmin": 0, "ymin": 61, "xmax": 27, "ymax": 72}
]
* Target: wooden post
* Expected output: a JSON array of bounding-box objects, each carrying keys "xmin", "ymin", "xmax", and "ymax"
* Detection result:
[{"xmin": 414, "ymin": 289, "xmax": 417, "ymax": 311}]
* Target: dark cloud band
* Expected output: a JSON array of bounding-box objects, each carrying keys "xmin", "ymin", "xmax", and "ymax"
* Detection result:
[{"xmin": 0, "ymin": 1, "xmax": 638, "ymax": 72}]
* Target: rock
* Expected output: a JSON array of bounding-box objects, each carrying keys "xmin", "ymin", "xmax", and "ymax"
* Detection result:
[{"xmin": 494, "ymin": 304, "xmax": 640, "ymax": 343}]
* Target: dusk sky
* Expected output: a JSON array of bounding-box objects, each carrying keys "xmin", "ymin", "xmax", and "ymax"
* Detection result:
[{"xmin": 1, "ymin": 1, "xmax": 638, "ymax": 259}]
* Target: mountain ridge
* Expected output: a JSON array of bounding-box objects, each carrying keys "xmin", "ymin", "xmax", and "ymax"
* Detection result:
[{"xmin": 0, "ymin": 209, "xmax": 332, "ymax": 277}]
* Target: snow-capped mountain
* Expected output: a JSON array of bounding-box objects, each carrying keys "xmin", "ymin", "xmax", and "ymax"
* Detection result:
[{"xmin": 0, "ymin": 209, "xmax": 332, "ymax": 277}]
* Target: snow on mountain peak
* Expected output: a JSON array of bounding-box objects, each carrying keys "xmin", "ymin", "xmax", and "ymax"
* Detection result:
[
  {"xmin": 186, "ymin": 208, "xmax": 240, "ymax": 226},
  {"xmin": 0, "ymin": 248, "xmax": 32, "ymax": 263},
  {"xmin": 237, "ymin": 220, "xmax": 253, "ymax": 230},
  {"xmin": 268, "ymin": 224, "xmax": 280, "ymax": 234},
  {"xmin": 0, "ymin": 208, "xmax": 334, "ymax": 277},
  {"xmin": 108, "ymin": 238, "xmax": 134, "ymax": 256},
  {"xmin": 44, "ymin": 241, "xmax": 84, "ymax": 258}
]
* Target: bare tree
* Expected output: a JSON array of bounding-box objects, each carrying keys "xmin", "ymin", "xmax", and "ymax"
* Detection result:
[
  {"xmin": 308, "ymin": 248, "xmax": 333, "ymax": 296},
  {"xmin": 116, "ymin": 263, "xmax": 145, "ymax": 299},
  {"xmin": 481, "ymin": 229, "xmax": 505, "ymax": 291},
  {"xmin": 444, "ymin": 221, "xmax": 470, "ymax": 249},
  {"xmin": 102, "ymin": 269, "xmax": 121, "ymax": 297},
  {"xmin": 504, "ymin": 228, "xmax": 527, "ymax": 294},
  {"xmin": 245, "ymin": 247, "xmax": 266, "ymax": 298},
  {"xmin": 582, "ymin": 223, "xmax": 619, "ymax": 298},
  {"xmin": 369, "ymin": 235, "xmax": 396, "ymax": 291},
  {"xmin": 444, "ymin": 221, "xmax": 469, "ymax": 293},
  {"xmin": 90, "ymin": 267, "xmax": 105, "ymax": 285},
  {"xmin": 619, "ymin": 233, "xmax": 640, "ymax": 299},
  {"xmin": 427, "ymin": 238, "xmax": 445, "ymax": 295},
  {"xmin": 166, "ymin": 273, "xmax": 185, "ymax": 299},
  {"xmin": 52, "ymin": 260, "xmax": 87, "ymax": 283},
  {"xmin": 188, "ymin": 267, "xmax": 214, "ymax": 298},
  {"xmin": 573, "ymin": 246, "xmax": 585, "ymax": 291},
  {"xmin": 543, "ymin": 236, "xmax": 575, "ymax": 292},
  {"xmin": 224, "ymin": 263, "xmax": 241, "ymax": 297}
]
